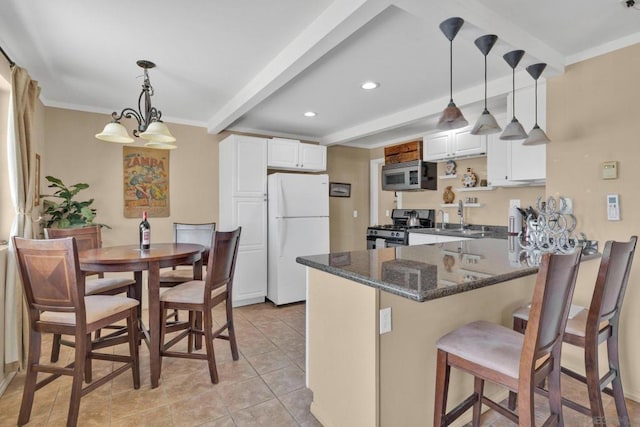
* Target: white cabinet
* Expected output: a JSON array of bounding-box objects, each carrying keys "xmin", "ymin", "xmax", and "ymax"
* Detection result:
[
  {"xmin": 486, "ymin": 84, "xmax": 547, "ymax": 187},
  {"xmin": 423, "ymin": 127, "xmax": 487, "ymax": 161},
  {"xmin": 267, "ymin": 138, "xmax": 327, "ymax": 172},
  {"xmin": 408, "ymin": 232, "xmax": 470, "ymax": 246},
  {"xmin": 219, "ymin": 134, "xmax": 268, "ymax": 306}
]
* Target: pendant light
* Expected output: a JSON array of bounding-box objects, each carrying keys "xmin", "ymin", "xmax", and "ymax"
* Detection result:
[
  {"xmin": 437, "ymin": 17, "xmax": 468, "ymax": 130},
  {"xmin": 523, "ymin": 63, "xmax": 550, "ymax": 145},
  {"xmin": 471, "ymin": 34, "xmax": 501, "ymax": 135},
  {"xmin": 500, "ymin": 50, "xmax": 528, "ymax": 140}
]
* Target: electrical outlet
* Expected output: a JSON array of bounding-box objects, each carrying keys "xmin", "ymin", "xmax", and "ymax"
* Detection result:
[
  {"xmin": 385, "ymin": 210, "xmax": 390, "ymax": 217},
  {"xmin": 380, "ymin": 307, "xmax": 392, "ymax": 334},
  {"xmin": 353, "ymin": 210, "xmax": 358, "ymax": 218},
  {"xmin": 509, "ymin": 199, "xmax": 521, "ymax": 209},
  {"xmin": 562, "ymin": 197, "xmax": 573, "ymax": 214},
  {"xmin": 443, "ymin": 213, "xmax": 449, "ymax": 223}
]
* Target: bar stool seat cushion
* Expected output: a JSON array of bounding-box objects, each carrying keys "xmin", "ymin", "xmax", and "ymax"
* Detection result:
[
  {"xmin": 85, "ymin": 277, "xmax": 136, "ymax": 295},
  {"xmin": 41, "ymin": 295, "xmax": 139, "ymax": 325},
  {"xmin": 513, "ymin": 306, "xmax": 608, "ymax": 338},
  {"xmin": 160, "ymin": 280, "xmax": 227, "ymax": 305},
  {"xmin": 436, "ymin": 320, "xmax": 523, "ymax": 380}
]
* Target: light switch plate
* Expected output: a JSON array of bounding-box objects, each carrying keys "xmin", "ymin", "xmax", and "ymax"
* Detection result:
[{"xmin": 602, "ymin": 161, "xmax": 618, "ymax": 179}]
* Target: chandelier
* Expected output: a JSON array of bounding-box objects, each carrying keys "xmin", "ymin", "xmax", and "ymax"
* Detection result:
[{"xmin": 95, "ymin": 60, "xmax": 176, "ymax": 149}]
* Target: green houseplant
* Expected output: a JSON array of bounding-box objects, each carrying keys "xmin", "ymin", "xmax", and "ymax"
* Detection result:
[{"xmin": 40, "ymin": 176, "xmax": 108, "ymax": 229}]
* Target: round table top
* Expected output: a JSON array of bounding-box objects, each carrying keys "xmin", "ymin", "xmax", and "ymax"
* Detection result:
[{"xmin": 79, "ymin": 243, "xmax": 205, "ymax": 265}]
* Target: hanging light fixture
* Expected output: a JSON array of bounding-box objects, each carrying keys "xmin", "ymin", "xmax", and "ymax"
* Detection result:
[
  {"xmin": 95, "ymin": 60, "xmax": 177, "ymax": 149},
  {"xmin": 523, "ymin": 63, "xmax": 550, "ymax": 145},
  {"xmin": 437, "ymin": 17, "xmax": 468, "ymax": 130},
  {"xmin": 471, "ymin": 34, "xmax": 501, "ymax": 135},
  {"xmin": 500, "ymin": 50, "xmax": 528, "ymax": 140}
]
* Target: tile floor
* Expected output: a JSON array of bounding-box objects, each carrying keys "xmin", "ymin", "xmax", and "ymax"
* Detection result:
[
  {"xmin": 1, "ymin": 300, "xmax": 639, "ymax": 426},
  {"xmin": 0, "ymin": 302, "xmax": 320, "ymax": 426}
]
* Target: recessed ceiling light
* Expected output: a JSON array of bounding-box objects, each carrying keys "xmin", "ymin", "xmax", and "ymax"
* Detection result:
[
  {"xmin": 361, "ymin": 81, "xmax": 379, "ymax": 90},
  {"xmin": 304, "ymin": 111, "xmax": 317, "ymax": 117}
]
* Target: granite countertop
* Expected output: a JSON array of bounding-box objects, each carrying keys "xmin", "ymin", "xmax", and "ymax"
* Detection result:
[
  {"xmin": 297, "ymin": 238, "xmax": 596, "ymax": 303},
  {"xmin": 408, "ymin": 224, "xmax": 508, "ymax": 240}
]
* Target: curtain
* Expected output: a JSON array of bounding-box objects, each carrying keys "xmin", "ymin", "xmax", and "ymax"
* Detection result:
[{"xmin": 4, "ymin": 66, "xmax": 40, "ymax": 373}]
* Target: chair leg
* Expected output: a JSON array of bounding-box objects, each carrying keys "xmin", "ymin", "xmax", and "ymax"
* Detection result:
[
  {"xmin": 128, "ymin": 310, "xmax": 141, "ymax": 389},
  {"xmin": 50, "ymin": 333, "xmax": 62, "ymax": 363},
  {"xmin": 585, "ymin": 342, "xmax": 606, "ymax": 425},
  {"xmin": 195, "ymin": 311, "xmax": 203, "ymax": 350},
  {"xmin": 159, "ymin": 304, "xmax": 167, "ymax": 376},
  {"xmin": 607, "ymin": 330, "xmax": 630, "ymax": 426},
  {"xmin": 226, "ymin": 297, "xmax": 239, "ymax": 360},
  {"xmin": 68, "ymin": 336, "xmax": 87, "ymax": 427},
  {"xmin": 472, "ymin": 377, "xmax": 484, "ymax": 427},
  {"xmin": 434, "ymin": 349, "xmax": 451, "ymax": 427},
  {"xmin": 203, "ymin": 309, "xmax": 219, "ymax": 384},
  {"xmin": 517, "ymin": 380, "xmax": 536, "ymax": 427},
  {"xmin": 84, "ymin": 333, "xmax": 92, "ymax": 384},
  {"xmin": 508, "ymin": 391, "xmax": 517, "ymax": 411},
  {"xmin": 18, "ymin": 330, "xmax": 41, "ymax": 426},
  {"xmin": 547, "ymin": 355, "xmax": 564, "ymax": 426},
  {"xmin": 187, "ymin": 311, "xmax": 195, "ymax": 353}
]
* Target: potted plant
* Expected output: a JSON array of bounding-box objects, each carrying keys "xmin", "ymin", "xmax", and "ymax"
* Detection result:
[{"xmin": 40, "ymin": 176, "xmax": 109, "ymax": 229}]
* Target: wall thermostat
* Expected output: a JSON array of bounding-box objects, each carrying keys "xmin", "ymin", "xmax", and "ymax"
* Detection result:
[
  {"xmin": 607, "ymin": 194, "xmax": 620, "ymax": 221},
  {"xmin": 602, "ymin": 161, "xmax": 618, "ymax": 179}
]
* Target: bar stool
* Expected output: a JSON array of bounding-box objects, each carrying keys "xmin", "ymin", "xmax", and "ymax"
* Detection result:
[
  {"xmin": 434, "ymin": 250, "xmax": 582, "ymax": 426},
  {"xmin": 510, "ymin": 236, "xmax": 637, "ymax": 426}
]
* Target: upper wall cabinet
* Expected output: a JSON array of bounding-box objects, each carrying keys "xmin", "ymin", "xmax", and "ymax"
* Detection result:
[
  {"xmin": 423, "ymin": 126, "xmax": 487, "ymax": 161},
  {"xmin": 487, "ymin": 84, "xmax": 547, "ymax": 186},
  {"xmin": 267, "ymin": 138, "xmax": 327, "ymax": 172}
]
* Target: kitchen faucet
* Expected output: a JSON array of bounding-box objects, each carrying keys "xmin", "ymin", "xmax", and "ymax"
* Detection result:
[
  {"xmin": 437, "ymin": 209, "xmax": 446, "ymax": 229},
  {"xmin": 457, "ymin": 200, "xmax": 465, "ymax": 230}
]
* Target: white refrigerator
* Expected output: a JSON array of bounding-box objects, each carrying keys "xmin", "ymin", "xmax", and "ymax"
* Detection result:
[{"xmin": 268, "ymin": 173, "xmax": 330, "ymax": 305}]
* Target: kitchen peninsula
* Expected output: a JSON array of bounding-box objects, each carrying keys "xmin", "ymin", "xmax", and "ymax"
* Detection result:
[{"xmin": 297, "ymin": 239, "xmax": 598, "ymax": 426}]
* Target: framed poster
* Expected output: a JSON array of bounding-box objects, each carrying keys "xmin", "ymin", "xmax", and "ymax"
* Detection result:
[{"xmin": 123, "ymin": 146, "xmax": 170, "ymax": 218}]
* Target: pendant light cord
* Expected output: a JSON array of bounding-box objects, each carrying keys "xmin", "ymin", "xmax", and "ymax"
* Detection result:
[
  {"xmin": 483, "ymin": 55, "xmax": 488, "ymax": 110},
  {"xmin": 534, "ymin": 79, "xmax": 539, "ymax": 125},
  {"xmin": 449, "ymin": 41, "xmax": 453, "ymax": 103},
  {"xmin": 511, "ymin": 68, "xmax": 516, "ymax": 119}
]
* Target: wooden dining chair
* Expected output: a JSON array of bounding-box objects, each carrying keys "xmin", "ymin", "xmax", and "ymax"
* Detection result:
[
  {"xmin": 160, "ymin": 222, "xmax": 215, "ymax": 324},
  {"xmin": 13, "ymin": 236, "xmax": 140, "ymax": 427},
  {"xmin": 159, "ymin": 227, "xmax": 241, "ymax": 383},
  {"xmin": 45, "ymin": 225, "xmax": 137, "ymax": 362},
  {"xmin": 434, "ymin": 249, "xmax": 582, "ymax": 426},
  {"xmin": 511, "ymin": 236, "xmax": 637, "ymax": 426}
]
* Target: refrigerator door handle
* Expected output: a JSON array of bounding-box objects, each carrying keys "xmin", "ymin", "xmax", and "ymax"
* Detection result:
[
  {"xmin": 279, "ymin": 219, "xmax": 286, "ymax": 257},
  {"xmin": 278, "ymin": 178, "xmax": 286, "ymax": 218}
]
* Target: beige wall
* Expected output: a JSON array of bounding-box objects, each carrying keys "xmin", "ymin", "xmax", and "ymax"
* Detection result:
[
  {"xmin": 327, "ymin": 145, "xmax": 370, "ymax": 251},
  {"xmin": 546, "ymin": 43, "xmax": 640, "ymax": 399},
  {"xmin": 43, "ymin": 107, "xmax": 219, "ymax": 246}
]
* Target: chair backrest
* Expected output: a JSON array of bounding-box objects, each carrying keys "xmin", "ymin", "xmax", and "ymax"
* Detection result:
[
  {"xmin": 591, "ymin": 236, "xmax": 637, "ymax": 324},
  {"xmin": 174, "ymin": 222, "xmax": 216, "ymax": 262},
  {"xmin": 13, "ymin": 236, "xmax": 85, "ymax": 317},
  {"xmin": 45, "ymin": 225, "xmax": 102, "ymax": 251},
  {"xmin": 205, "ymin": 228, "xmax": 241, "ymax": 296},
  {"xmin": 520, "ymin": 249, "xmax": 582, "ymax": 370}
]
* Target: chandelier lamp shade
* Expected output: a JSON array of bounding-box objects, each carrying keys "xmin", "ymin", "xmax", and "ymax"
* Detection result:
[
  {"xmin": 523, "ymin": 62, "xmax": 550, "ymax": 145},
  {"xmin": 437, "ymin": 17, "xmax": 468, "ymax": 130},
  {"xmin": 500, "ymin": 50, "xmax": 528, "ymax": 140},
  {"xmin": 470, "ymin": 34, "xmax": 501, "ymax": 136},
  {"xmin": 95, "ymin": 60, "xmax": 177, "ymax": 149}
]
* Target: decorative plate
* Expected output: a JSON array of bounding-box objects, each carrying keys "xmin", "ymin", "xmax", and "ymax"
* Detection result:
[
  {"xmin": 462, "ymin": 168, "xmax": 477, "ymax": 188},
  {"xmin": 445, "ymin": 160, "xmax": 456, "ymax": 175}
]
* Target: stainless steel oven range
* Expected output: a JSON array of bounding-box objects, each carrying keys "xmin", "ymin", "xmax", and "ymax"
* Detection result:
[{"xmin": 366, "ymin": 209, "xmax": 435, "ymax": 249}]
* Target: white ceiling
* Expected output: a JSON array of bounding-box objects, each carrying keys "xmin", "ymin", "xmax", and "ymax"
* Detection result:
[{"xmin": 1, "ymin": 0, "xmax": 639, "ymax": 148}]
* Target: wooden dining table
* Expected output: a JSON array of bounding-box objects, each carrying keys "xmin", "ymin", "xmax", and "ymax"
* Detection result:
[{"xmin": 79, "ymin": 243, "xmax": 204, "ymax": 388}]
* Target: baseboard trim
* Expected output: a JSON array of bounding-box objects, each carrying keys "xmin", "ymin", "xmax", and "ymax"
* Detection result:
[{"xmin": 0, "ymin": 371, "xmax": 17, "ymax": 397}]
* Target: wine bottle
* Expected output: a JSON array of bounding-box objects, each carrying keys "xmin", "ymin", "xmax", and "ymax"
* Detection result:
[{"xmin": 139, "ymin": 211, "xmax": 151, "ymax": 250}]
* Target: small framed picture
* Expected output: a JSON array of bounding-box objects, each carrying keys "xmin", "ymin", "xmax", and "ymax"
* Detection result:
[
  {"xmin": 34, "ymin": 153, "xmax": 41, "ymax": 206},
  {"xmin": 329, "ymin": 182, "xmax": 351, "ymax": 198}
]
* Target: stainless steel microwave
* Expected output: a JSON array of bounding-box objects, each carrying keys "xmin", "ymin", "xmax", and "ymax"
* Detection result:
[{"xmin": 381, "ymin": 160, "xmax": 437, "ymax": 191}]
